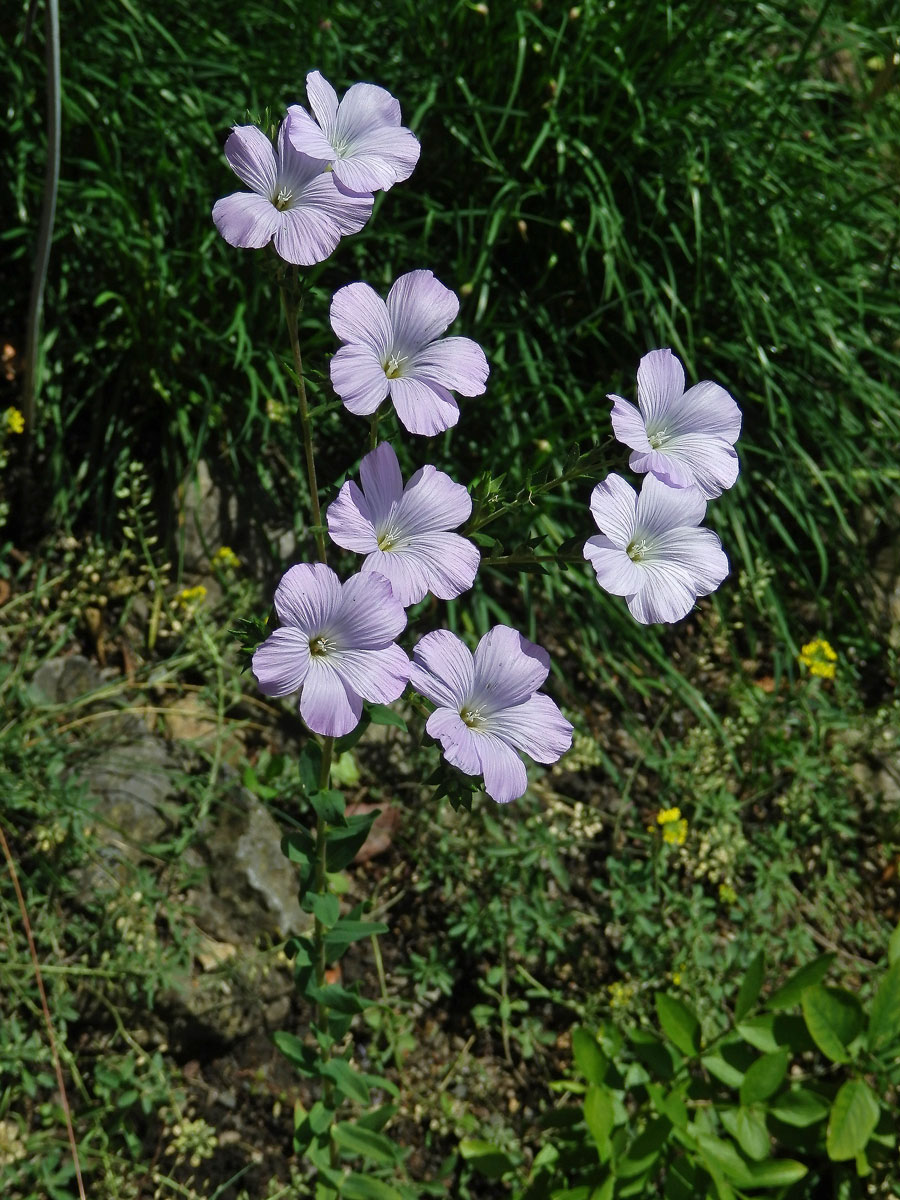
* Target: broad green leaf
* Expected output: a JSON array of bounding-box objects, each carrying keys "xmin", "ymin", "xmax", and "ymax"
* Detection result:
[
  {"xmin": 368, "ymin": 704, "xmax": 407, "ymax": 731},
  {"xmin": 721, "ymin": 1106, "xmax": 769, "ymax": 1161},
  {"xmin": 324, "ymin": 919, "xmax": 388, "ymax": 957},
  {"xmin": 307, "ymin": 983, "xmax": 366, "ymax": 1014},
  {"xmin": 333, "ymin": 1121, "xmax": 401, "ymax": 1166},
  {"xmin": 309, "ymin": 892, "xmax": 340, "ymax": 928},
  {"xmin": 739, "ymin": 1049, "xmax": 790, "ymax": 1106},
  {"xmin": 802, "ymin": 985, "xmax": 863, "ymax": 1063},
  {"xmin": 583, "ymin": 1085, "xmax": 614, "ymax": 1156},
  {"xmin": 282, "ymin": 829, "xmax": 314, "ymax": 863},
  {"xmin": 744, "ymin": 1158, "xmax": 808, "ymax": 1187},
  {"xmin": 341, "ymin": 1175, "xmax": 403, "ymax": 1200},
  {"xmin": 768, "ymin": 1087, "xmax": 830, "ymax": 1128},
  {"xmin": 326, "ymin": 812, "xmax": 378, "ymax": 871},
  {"xmin": 767, "ymin": 953, "xmax": 835, "ymax": 1010},
  {"xmin": 702, "ymin": 1039, "xmax": 755, "ymax": 1088},
  {"xmin": 867, "ymin": 959, "xmax": 900, "ymax": 1050},
  {"xmin": 696, "ymin": 1132, "xmax": 755, "ymax": 1187},
  {"xmin": 656, "ymin": 992, "xmax": 701, "ymax": 1057},
  {"xmin": 737, "ymin": 1014, "xmax": 813, "ymax": 1054},
  {"xmin": 458, "ymin": 1139, "xmax": 516, "ymax": 1180},
  {"xmin": 616, "ymin": 1117, "xmax": 671, "ymax": 1178},
  {"xmin": 647, "ymin": 1082, "xmax": 688, "ymax": 1129},
  {"xmin": 309, "ymin": 1100, "xmax": 333, "ymax": 1135},
  {"xmin": 322, "ymin": 1057, "xmax": 370, "ymax": 1105},
  {"xmin": 572, "ymin": 1027, "xmax": 608, "ymax": 1085},
  {"xmin": 310, "ymin": 789, "xmax": 346, "ymax": 822},
  {"xmin": 734, "ymin": 952, "xmax": 765, "ymax": 1021},
  {"xmin": 826, "ymin": 1079, "xmax": 880, "ymax": 1161},
  {"xmin": 272, "ymin": 1031, "xmax": 316, "ymax": 1074}
]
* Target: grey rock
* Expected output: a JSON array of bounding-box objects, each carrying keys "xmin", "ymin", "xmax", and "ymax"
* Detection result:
[{"xmin": 31, "ymin": 654, "xmax": 103, "ymax": 704}]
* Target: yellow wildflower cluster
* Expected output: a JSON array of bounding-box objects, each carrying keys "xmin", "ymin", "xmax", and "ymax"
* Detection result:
[
  {"xmin": 211, "ymin": 545, "xmax": 240, "ymax": 570},
  {"xmin": 607, "ymin": 980, "xmax": 635, "ymax": 1010},
  {"xmin": 4, "ymin": 407, "xmax": 24, "ymax": 435},
  {"xmin": 799, "ymin": 638, "xmax": 837, "ymax": 679},
  {"xmin": 656, "ymin": 806, "xmax": 688, "ymax": 845},
  {"xmin": 718, "ymin": 882, "xmax": 739, "ymax": 905},
  {"xmin": 174, "ymin": 584, "xmax": 207, "ymax": 607}
]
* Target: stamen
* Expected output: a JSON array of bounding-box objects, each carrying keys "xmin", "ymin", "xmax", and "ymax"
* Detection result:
[
  {"xmin": 383, "ymin": 352, "xmax": 407, "ymax": 380},
  {"xmin": 274, "ymin": 186, "xmax": 293, "ymax": 211},
  {"xmin": 627, "ymin": 538, "xmax": 649, "ymax": 562},
  {"xmin": 309, "ymin": 635, "xmax": 333, "ymax": 657},
  {"xmin": 648, "ymin": 428, "xmax": 669, "ymax": 449},
  {"xmin": 460, "ymin": 704, "xmax": 486, "ymax": 729}
]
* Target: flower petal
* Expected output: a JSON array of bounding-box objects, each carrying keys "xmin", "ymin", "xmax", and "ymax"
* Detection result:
[
  {"xmin": 411, "ymin": 336, "xmax": 489, "ymax": 397},
  {"xmin": 389, "ymin": 376, "xmax": 459, "ymax": 435},
  {"xmin": 359, "ymin": 442, "xmax": 404, "ymax": 523},
  {"xmin": 330, "ymin": 282, "xmax": 393, "ymax": 352},
  {"xmin": 274, "ymin": 562, "xmax": 342, "ymax": 632},
  {"xmin": 657, "ymin": 528, "xmax": 729, "ymax": 596},
  {"xmin": 331, "ymin": 345, "xmax": 391, "ymax": 416},
  {"xmin": 475, "ymin": 733, "xmax": 529, "ymax": 804},
  {"xmin": 426, "ymin": 708, "xmax": 482, "ymax": 776},
  {"xmin": 327, "ymin": 481, "xmax": 378, "ymax": 554},
  {"xmin": 223, "ymin": 125, "xmax": 277, "ymax": 195},
  {"xmin": 330, "ymin": 126, "xmax": 421, "ymax": 193},
  {"xmin": 644, "ymin": 435, "xmax": 740, "ymax": 499},
  {"xmin": 472, "ymin": 626, "xmax": 549, "ymax": 709},
  {"xmin": 626, "ymin": 563, "xmax": 699, "ymax": 624},
  {"xmin": 212, "ymin": 192, "xmax": 280, "ymax": 250},
  {"xmin": 364, "ymin": 532, "xmax": 479, "ymax": 605},
  {"xmin": 636, "ymin": 348, "xmax": 686, "ymax": 426},
  {"xmin": 386, "ymin": 271, "xmax": 459, "ymax": 353},
  {"xmin": 337, "ymin": 80, "xmax": 401, "ymax": 135},
  {"xmin": 333, "ymin": 571, "xmax": 406, "ymax": 648},
  {"xmin": 628, "ymin": 447, "xmax": 696, "ymax": 489},
  {"xmin": 330, "ymin": 643, "xmax": 409, "ymax": 704},
  {"xmin": 395, "ymin": 464, "xmax": 472, "ymax": 534},
  {"xmin": 484, "ymin": 692, "xmax": 573, "ymax": 764},
  {"xmin": 584, "ymin": 535, "xmax": 645, "ymax": 596},
  {"xmin": 410, "ymin": 630, "xmax": 474, "ymax": 709},
  {"xmin": 305, "ymin": 71, "xmax": 340, "ymax": 134},
  {"xmin": 668, "ymin": 379, "xmax": 742, "ymax": 443},
  {"xmin": 273, "ymin": 176, "xmax": 372, "ymax": 266},
  {"xmin": 300, "ymin": 659, "xmax": 362, "ymax": 736},
  {"xmin": 252, "ymin": 627, "xmax": 310, "ymax": 696},
  {"xmin": 635, "ymin": 474, "xmax": 707, "ymax": 534},
  {"xmin": 588, "ymin": 474, "xmax": 638, "ymax": 548},
  {"xmin": 609, "ymin": 395, "xmax": 651, "ymax": 453}
]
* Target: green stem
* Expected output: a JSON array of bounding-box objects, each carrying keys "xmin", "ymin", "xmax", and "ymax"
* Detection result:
[
  {"xmin": 313, "ymin": 736, "xmax": 335, "ymax": 997},
  {"xmin": 368, "ymin": 407, "xmax": 380, "ymax": 452},
  {"xmin": 484, "ymin": 550, "xmax": 586, "ymax": 568},
  {"xmin": 278, "ymin": 274, "xmax": 328, "ymax": 565}
]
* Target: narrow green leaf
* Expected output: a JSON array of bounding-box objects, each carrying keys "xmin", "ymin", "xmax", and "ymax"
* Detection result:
[
  {"xmin": 572, "ymin": 1027, "xmax": 608, "ymax": 1085},
  {"xmin": 309, "ymin": 892, "xmax": 340, "ymax": 928},
  {"xmin": 655, "ymin": 992, "xmax": 701, "ymax": 1057},
  {"xmin": 721, "ymin": 1106, "xmax": 769, "ymax": 1161},
  {"xmin": 458, "ymin": 1139, "xmax": 516, "ymax": 1180},
  {"xmin": 867, "ymin": 959, "xmax": 900, "ymax": 1050},
  {"xmin": 739, "ymin": 1049, "xmax": 790, "ymax": 1106},
  {"xmin": 309, "ymin": 1100, "xmax": 333, "ymax": 1135},
  {"xmin": 326, "ymin": 811, "xmax": 378, "ymax": 871},
  {"xmin": 888, "ymin": 920, "xmax": 900, "ymax": 966},
  {"xmin": 333, "ymin": 1121, "xmax": 401, "ymax": 1166},
  {"xmin": 272, "ymin": 1031, "xmax": 316, "ymax": 1074},
  {"xmin": 322, "ymin": 1057, "xmax": 370, "ymax": 1105},
  {"xmin": 583, "ymin": 1085, "xmax": 614, "ymax": 1157},
  {"xmin": 307, "ymin": 983, "xmax": 366, "ymax": 1014},
  {"xmin": 324, "ymin": 919, "xmax": 388, "ymax": 957},
  {"xmin": 826, "ymin": 1079, "xmax": 880, "ymax": 1161},
  {"xmin": 310, "ymin": 789, "xmax": 346, "ymax": 823},
  {"xmin": 282, "ymin": 829, "xmax": 314, "ymax": 863},
  {"xmin": 801, "ymin": 985, "xmax": 863, "ymax": 1064},
  {"xmin": 734, "ymin": 952, "xmax": 765, "ymax": 1021},
  {"xmin": 768, "ymin": 1088, "xmax": 830, "ymax": 1128},
  {"xmin": 368, "ymin": 704, "xmax": 407, "ymax": 731},
  {"xmin": 767, "ymin": 953, "xmax": 835, "ymax": 1010},
  {"xmin": 744, "ymin": 1158, "xmax": 808, "ymax": 1187},
  {"xmin": 341, "ymin": 1175, "xmax": 403, "ymax": 1200}
]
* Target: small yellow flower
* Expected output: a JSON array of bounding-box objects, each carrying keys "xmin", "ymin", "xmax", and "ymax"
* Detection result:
[
  {"xmin": 174, "ymin": 584, "xmax": 207, "ymax": 607},
  {"xmin": 656, "ymin": 806, "xmax": 681, "ymax": 825},
  {"xmin": 663, "ymin": 819, "xmax": 688, "ymax": 846},
  {"xmin": 671, "ymin": 971, "xmax": 682, "ymax": 987},
  {"xmin": 266, "ymin": 397, "xmax": 289, "ymax": 424},
  {"xmin": 607, "ymin": 980, "xmax": 635, "ymax": 1010},
  {"xmin": 211, "ymin": 546, "xmax": 240, "ymax": 570},
  {"xmin": 718, "ymin": 882, "xmax": 738, "ymax": 905},
  {"xmin": 799, "ymin": 638, "xmax": 837, "ymax": 679},
  {"xmin": 4, "ymin": 407, "xmax": 25, "ymax": 435}
]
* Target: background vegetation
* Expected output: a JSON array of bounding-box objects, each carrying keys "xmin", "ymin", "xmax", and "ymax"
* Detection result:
[{"xmin": 1, "ymin": 0, "xmax": 898, "ymax": 1196}]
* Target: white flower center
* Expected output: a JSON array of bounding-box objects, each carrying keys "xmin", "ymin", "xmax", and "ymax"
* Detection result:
[
  {"xmin": 376, "ymin": 517, "xmax": 408, "ymax": 553},
  {"xmin": 309, "ymin": 634, "xmax": 335, "ymax": 657},
  {"xmin": 648, "ymin": 427, "xmax": 669, "ymax": 449},
  {"xmin": 460, "ymin": 704, "xmax": 487, "ymax": 729},
  {"xmin": 627, "ymin": 537, "xmax": 650, "ymax": 562},
  {"xmin": 383, "ymin": 352, "xmax": 408, "ymax": 380},
  {"xmin": 274, "ymin": 186, "xmax": 294, "ymax": 211}
]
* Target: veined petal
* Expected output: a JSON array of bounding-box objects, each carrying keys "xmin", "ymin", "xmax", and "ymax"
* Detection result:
[
  {"xmin": 252, "ymin": 627, "xmax": 311, "ymax": 696},
  {"xmin": 223, "ymin": 125, "xmax": 277, "ymax": 195},
  {"xmin": 331, "ymin": 344, "xmax": 391, "ymax": 416},
  {"xmin": 609, "ymin": 395, "xmax": 652, "ymax": 453},
  {"xmin": 396, "ymin": 464, "xmax": 472, "ymax": 534},
  {"xmin": 337, "ymin": 80, "xmax": 402, "ymax": 134},
  {"xmin": 628, "ymin": 447, "xmax": 696, "ymax": 489},
  {"xmin": 411, "ymin": 336, "xmax": 489, "ymax": 397},
  {"xmin": 326, "ymin": 481, "xmax": 378, "ymax": 554},
  {"xmin": 305, "ymin": 71, "xmax": 340, "ymax": 134},
  {"xmin": 367, "ymin": 532, "xmax": 479, "ymax": 604},
  {"xmin": 649, "ymin": 527, "xmax": 729, "ymax": 596},
  {"xmin": 649, "ymin": 434, "xmax": 740, "ymax": 499},
  {"xmin": 334, "ymin": 571, "xmax": 406, "ymax": 648},
  {"xmin": 411, "ymin": 629, "xmax": 474, "ymax": 708},
  {"xmin": 286, "ymin": 103, "xmax": 340, "ymax": 162},
  {"xmin": 484, "ymin": 692, "xmax": 573, "ymax": 764},
  {"xmin": 584, "ymin": 536, "xmax": 645, "ymax": 596},
  {"xmin": 359, "ymin": 442, "xmax": 404, "ymax": 522},
  {"xmin": 474, "ymin": 733, "xmax": 529, "ymax": 804},
  {"xmin": 300, "ymin": 659, "xmax": 362, "ymax": 736},
  {"xmin": 626, "ymin": 562, "xmax": 699, "ymax": 624},
  {"xmin": 668, "ymin": 379, "xmax": 742, "ymax": 443},
  {"xmin": 636, "ymin": 348, "xmax": 685, "ymax": 427},
  {"xmin": 331, "ymin": 126, "xmax": 420, "ymax": 194},
  {"xmin": 588, "ymin": 474, "xmax": 637, "ymax": 548},
  {"xmin": 473, "ymin": 626, "xmax": 549, "ymax": 709},
  {"xmin": 330, "ymin": 644, "xmax": 409, "ymax": 704},
  {"xmin": 426, "ymin": 708, "xmax": 482, "ymax": 776},
  {"xmin": 360, "ymin": 550, "xmax": 428, "ymax": 607},
  {"xmin": 390, "ymin": 376, "xmax": 459, "ymax": 435},
  {"xmin": 274, "ymin": 562, "xmax": 342, "ymax": 632},
  {"xmin": 386, "ymin": 271, "xmax": 459, "ymax": 353},
  {"xmin": 274, "ymin": 205, "xmax": 343, "ymax": 266},
  {"xmin": 330, "ymin": 282, "xmax": 393, "ymax": 352},
  {"xmin": 635, "ymin": 473, "xmax": 707, "ymax": 534},
  {"xmin": 212, "ymin": 192, "xmax": 280, "ymax": 250}
]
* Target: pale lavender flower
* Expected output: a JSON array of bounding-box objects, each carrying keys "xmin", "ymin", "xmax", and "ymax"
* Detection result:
[
  {"xmin": 252, "ymin": 563, "xmax": 409, "ymax": 737},
  {"xmin": 329, "ymin": 270, "xmax": 489, "ymax": 436},
  {"xmin": 212, "ymin": 117, "xmax": 372, "ymax": 266},
  {"xmin": 610, "ymin": 349, "xmax": 742, "ymax": 499},
  {"xmin": 327, "ymin": 443, "xmax": 480, "ymax": 607},
  {"xmin": 583, "ymin": 473, "xmax": 729, "ymax": 624},
  {"xmin": 409, "ymin": 626, "xmax": 573, "ymax": 804},
  {"xmin": 287, "ymin": 70, "xmax": 420, "ymax": 194}
]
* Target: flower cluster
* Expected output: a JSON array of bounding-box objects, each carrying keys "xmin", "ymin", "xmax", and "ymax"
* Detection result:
[
  {"xmin": 799, "ymin": 637, "xmax": 837, "ymax": 679},
  {"xmin": 585, "ymin": 349, "xmax": 740, "ymax": 624}
]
